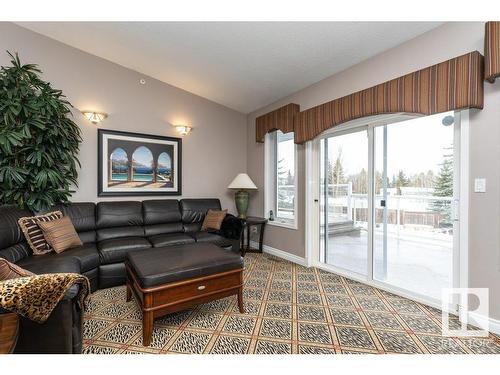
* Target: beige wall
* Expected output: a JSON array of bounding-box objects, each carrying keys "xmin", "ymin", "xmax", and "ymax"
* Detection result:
[
  {"xmin": 247, "ymin": 22, "xmax": 500, "ymax": 320},
  {"xmin": 0, "ymin": 22, "xmax": 247, "ymax": 212}
]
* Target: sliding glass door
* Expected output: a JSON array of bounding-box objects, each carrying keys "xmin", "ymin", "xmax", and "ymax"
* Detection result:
[
  {"xmin": 317, "ymin": 112, "xmax": 459, "ymax": 303},
  {"xmin": 320, "ymin": 129, "xmax": 368, "ymax": 275},
  {"xmin": 373, "ymin": 114, "xmax": 456, "ymax": 300}
]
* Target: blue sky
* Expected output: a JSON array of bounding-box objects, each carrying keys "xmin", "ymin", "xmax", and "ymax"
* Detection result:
[
  {"xmin": 132, "ymin": 146, "xmax": 153, "ymax": 166},
  {"xmin": 111, "ymin": 146, "xmax": 172, "ymax": 169}
]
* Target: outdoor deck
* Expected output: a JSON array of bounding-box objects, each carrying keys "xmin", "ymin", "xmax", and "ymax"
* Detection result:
[{"xmin": 323, "ymin": 226, "xmax": 452, "ymax": 300}]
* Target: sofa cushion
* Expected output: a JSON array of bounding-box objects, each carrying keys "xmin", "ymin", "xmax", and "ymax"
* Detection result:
[
  {"xmin": 78, "ymin": 231, "xmax": 97, "ymax": 244},
  {"xmin": 0, "ymin": 242, "xmax": 33, "ymax": 264},
  {"xmin": 0, "ymin": 258, "xmax": 34, "ymax": 280},
  {"xmin": 56, "ymin": 243, "xmax": 100, "ymax": 272},
  {"xmin": 54, "ymin": 203, "xmax": 95, "ymax": 231},
  {"xmin": 148, "ymin": 233, "xmax": 195, "ymax": 248},
  {"xmin": 180, "ymin": 199, "xmax": 222, "ymax": 233},
  {"xmin": 192, "ymin": 232, "xmax": 234, "ymax": 248},
  {"xmin": 46, "ymin": 203, "xmax": 97, "ymax": 244},
  {"xmin": 127, "ymin": 243, "xmax": 244, "ymax": 288},
  {"xmin": 17, "ymin": 254, "xmax": 81, "ymax": 275},
  {"xmin": 144, "ymin": 223, "xmax": 184, "ymax": 237},
  {"xmin": 97, "ymin": 226, "xmax": 145, "ymax": 242},
  {"xmin": 99, "ymin": 263, "xmax": 126, "ymax": 289},
  {"xmin": 97, "ymin": 201, "xmax": 143, "ymax": 228},
  {"xmin": 96, "ymin": 201, "xmax": 144, "ymax": 242},
  {"xmin": 143, "ymin": 199, "xmax": 184, "ymax": 236},
  {"xmin": 97, "ymin": 237, "xmax": 152, "ymax": 265},
  {"xmin": 143, "ymin": 200, "xmax": 181, "ymax": 225},
  {"xmin": 0, "ymin": 205, "xmax": 33, "ymax": 250}
]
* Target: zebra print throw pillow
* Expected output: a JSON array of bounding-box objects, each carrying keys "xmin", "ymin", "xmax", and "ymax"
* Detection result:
[{"xmin": 18, "ymin": 211, "xmax": 63, "ymax": 255}]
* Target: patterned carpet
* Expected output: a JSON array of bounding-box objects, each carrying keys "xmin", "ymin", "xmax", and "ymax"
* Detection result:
[{"xmin": 83, "ymin": 253, "xmax": 500, "ymax": 354}]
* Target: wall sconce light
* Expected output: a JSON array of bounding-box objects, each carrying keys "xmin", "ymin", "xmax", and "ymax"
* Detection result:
[
  {"xmin": 82, "ymin": 111, "xmax": 108, "ymax": 124},
  {"xmin": 172, "ymin": 124, "xmax": 192, "ymax": 136}
]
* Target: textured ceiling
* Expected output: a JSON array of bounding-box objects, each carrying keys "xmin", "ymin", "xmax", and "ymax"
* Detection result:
[{"xmin": 18, "ymin": 22, "xmax": 443, "ymax": 113}]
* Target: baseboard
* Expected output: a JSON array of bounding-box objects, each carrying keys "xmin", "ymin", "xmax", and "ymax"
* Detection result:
[
  {"xmin": 249, "ymin": 241, "xmax": 308, "ymax": 267},
  {"xmin": 467, "ymin": 311, "xmax": 500, "ymax": 336}
]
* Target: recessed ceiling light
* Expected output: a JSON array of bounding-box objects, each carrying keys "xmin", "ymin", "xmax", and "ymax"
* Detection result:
[{"xmin": 139, "ymin": 79, "xmax": 146, "ymax": 85}]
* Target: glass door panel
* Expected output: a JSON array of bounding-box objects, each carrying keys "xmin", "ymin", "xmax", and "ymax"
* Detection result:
[
  {"xmin": 320, "ymin": 130, "xmax": 368, "ymax": 275},
  {"xmin": 373, "ymin": 112, "xmax": 456, "ymax": 300}
]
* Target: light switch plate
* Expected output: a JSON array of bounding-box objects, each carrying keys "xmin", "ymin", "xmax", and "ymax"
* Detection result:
[{"xmin": 474, "ymin": 178, "xmax": 486, "ymax": 193}]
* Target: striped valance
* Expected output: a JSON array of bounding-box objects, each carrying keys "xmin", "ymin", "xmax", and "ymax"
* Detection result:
[
  {"xmin": 255, "ymin": 51, "xmax": 484, "ymax": 145},
  {"xmin": 293, "ymin": 51, "xmax": 483, "ymax": 143},
  {"xmin": 255, "ymin": 103, "xmax": 299, "ymax": 142},
  {"xmin": 485, "ymin": 21, "xmax": 500, "ymax": 83}
]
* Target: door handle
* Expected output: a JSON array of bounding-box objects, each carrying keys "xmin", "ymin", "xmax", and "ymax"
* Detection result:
[{"xmin": 380, "ymin": 200, "xmax": 386, "ymax": 207}]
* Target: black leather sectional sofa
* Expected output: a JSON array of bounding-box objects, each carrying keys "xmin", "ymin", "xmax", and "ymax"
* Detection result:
[
  {"xmin": 0, "ymin": 198, "xmax": 243, "ymax": 353},
  {"xmin": 0, "ymin": 198, "xmax": 243, "ymax": 292}
]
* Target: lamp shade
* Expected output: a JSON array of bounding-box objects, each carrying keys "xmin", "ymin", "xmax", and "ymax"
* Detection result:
[{"xmin": 228, "ymin": 173, "xmax": 257, "ymax": 190}]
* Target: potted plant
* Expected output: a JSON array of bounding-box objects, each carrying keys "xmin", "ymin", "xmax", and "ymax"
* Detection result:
[{"xmin": 0, "ymin": 52, "xmax": 82, "ymax": 211}]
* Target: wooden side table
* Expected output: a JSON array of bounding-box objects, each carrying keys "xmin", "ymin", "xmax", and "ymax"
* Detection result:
[
  {"xmin": 240, "ymin": 216, "xmax": 268, "ymax": 256},
  {"xmin": 0, "ymin": 313, "xmax": 19, "ymax": 354}
]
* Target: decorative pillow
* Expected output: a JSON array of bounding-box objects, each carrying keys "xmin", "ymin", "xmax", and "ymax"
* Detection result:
[
  {"xmin": 201, "ymin": 209, "xmax": 227, "ymax": 231},
  {"xmin": 18, "ymin": 211, "xmax": 63, "ymax": 255},
  {"xmin": 0, "ymin": 258, "xmax": 34, "ymax": 281},
  {"xmin": 38, "ymin": 216, "xmax": 82, "ymax": 254}
]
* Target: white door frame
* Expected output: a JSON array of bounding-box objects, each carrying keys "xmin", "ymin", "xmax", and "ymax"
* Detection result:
[{"xmin": 305, "ymin": 111, "xmax": 469, "ymax": 311}]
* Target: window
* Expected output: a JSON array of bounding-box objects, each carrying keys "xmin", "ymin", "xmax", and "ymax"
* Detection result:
[{"xmin": 265, "ymin": 130, "xmax": 297, "ymax": 228}]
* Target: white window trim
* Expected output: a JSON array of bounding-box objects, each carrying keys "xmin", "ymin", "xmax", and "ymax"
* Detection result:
[
  {"xmin": 264, "ymin": 131, "xmax": 298, "ymax": 230},
  {"xmin": 307, "ymin": 113, "xmax": 416, "ymax": 269},
  {"xmin": 305, "ymin": 111, "xmax": 468, "ymax": 311}
]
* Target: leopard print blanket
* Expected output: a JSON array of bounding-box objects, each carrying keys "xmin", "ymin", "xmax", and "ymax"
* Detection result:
[{"xmin": 0, "ymin": 273, "xmax": 90, "ymax": 323}]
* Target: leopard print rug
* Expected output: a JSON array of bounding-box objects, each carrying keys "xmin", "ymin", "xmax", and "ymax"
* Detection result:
[{"xmin": 0, "ymin": 273, "xmax": 90, "ymax": 323}]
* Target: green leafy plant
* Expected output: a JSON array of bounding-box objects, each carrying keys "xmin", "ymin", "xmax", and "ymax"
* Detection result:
[{"xmin": 0, "ymin": 51, "xmax": 82, "ymax": 211}]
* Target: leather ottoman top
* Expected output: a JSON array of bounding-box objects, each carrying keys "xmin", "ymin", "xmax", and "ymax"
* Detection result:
[{"xmin": 126, "ymin": 243, "xmax": 244, "ymax": 288}]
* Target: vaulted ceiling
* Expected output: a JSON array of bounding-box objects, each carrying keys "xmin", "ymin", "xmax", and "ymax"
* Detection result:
[{"xmin": 18, "ymin": 22, "xmax": 443, "ymax": 113}]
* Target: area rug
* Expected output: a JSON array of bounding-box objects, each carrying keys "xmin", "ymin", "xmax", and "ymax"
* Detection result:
[{"xmin": 83, "ymin": 253, "xmax": 500, "ymax": 354}]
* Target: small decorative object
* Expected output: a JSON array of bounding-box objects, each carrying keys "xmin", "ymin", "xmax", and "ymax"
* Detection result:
[
  {"xmin": 269, "ymin": 210, "xmax": 274, "ymax": 221},
  {"xmin": 172, "ymin": 124, "xmax": 192, "ymax": 136},
  {"xmin": 81, "ymin": 111, "xmax": 108, "ymax": 124},
  {"xmin": 228, "ymin": 173, "xmax": 257, "ymax": 219},
  {"xmin": 98, "ymin": 129, "xmax": 182, "ymax": 196},
  {"xmin": 0, "ymin": 52, "xmax": 82, "ymax": 211}
]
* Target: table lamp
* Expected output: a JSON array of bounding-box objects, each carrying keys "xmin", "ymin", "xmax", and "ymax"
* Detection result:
[{"xmin": 228, "ymin": 173, "xmax": 257, "ymax": 219}]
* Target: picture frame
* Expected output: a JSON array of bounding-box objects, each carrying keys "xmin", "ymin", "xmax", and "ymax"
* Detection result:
[{"xmin": 97, "ymin": 129, "xmax": 182, "ymax": 196}]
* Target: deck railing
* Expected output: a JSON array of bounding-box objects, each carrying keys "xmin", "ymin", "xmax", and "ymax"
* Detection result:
[{"xmin": 324, "ymin": 193, "xmax": 453, "ymax": 229}]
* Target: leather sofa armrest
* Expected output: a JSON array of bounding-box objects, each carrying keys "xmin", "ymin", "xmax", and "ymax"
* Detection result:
[{"xmin": 64, "ymin": 284, "xmax": 80, "ymax": 300}]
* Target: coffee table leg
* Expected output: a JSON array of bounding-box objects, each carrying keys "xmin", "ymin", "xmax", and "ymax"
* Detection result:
[
  {"xmin": 143, "ymin": 311, "xmax": 153, "ymax": 346},
  {"xmin": 237, "ymin": 287, "xmax": 245, "ymax": 313},
  {"xmin": 126, "ymin": 284, "xmax": 132, "ymax": 302},
  {"xmin": 258, "ymin": 223, "xmax": 265, "ymax": 253}
]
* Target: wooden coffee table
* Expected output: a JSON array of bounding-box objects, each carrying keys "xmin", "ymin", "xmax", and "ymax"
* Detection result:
[{"xmin": 126, "ymin": 243, "xmax": 244, "ymax": 346}]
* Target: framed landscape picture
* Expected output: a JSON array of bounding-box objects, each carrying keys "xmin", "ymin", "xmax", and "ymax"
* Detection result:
[{"xmin": 98, "ymin": 129, "xmax": 182, "ymax": 196}]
